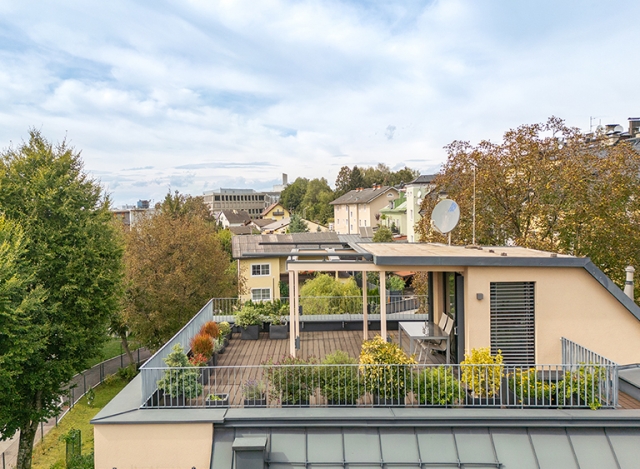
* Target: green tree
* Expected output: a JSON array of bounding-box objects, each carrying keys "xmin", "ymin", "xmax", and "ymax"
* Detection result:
[
  {"xmin": 288, "ymin": 213, "xmax": 309, "ymax": 233},
  {"xmin": 373, "ymin": 226, "xmax": 393, "ymax": 242},
  {"xmin": 280, "ymin": 177, "xmax": 309, "ymax": 212},
  {"xmin": 158, "ymin": 190, "xmax": 214, "ymax": 223},
  {"xmin": 334, "ymin": 166, "xmax": 352, "ymax": 197},
  {"xmin": 349, "ymin": 166, "xmax": 365, "ymax": 190},
  {"xmin": 301, "ymin": 178, "xmax": 334, "ymax": 224},
  {"xmin": 417, "ymin": 117, "xmax": 640, "ymax": 299},
  {"xmin": 124, "ymin": 196, "xmax": 239, "ymax": 350},
  {"xmin": 0, "ymin": 130, "xmax": 123, "ymax": 469}
]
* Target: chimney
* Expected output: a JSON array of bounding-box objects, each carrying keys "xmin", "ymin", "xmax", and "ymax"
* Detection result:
[
  {"xmin": 629, "ymin": 118, "xmax": 640, "ymax": 137},
  {"xmin": 233, "ymin": 436, "xmax": 268, "ymax": 469},
  {"xmin": 624, "ymin": 266, "xmax": 635, "ymax": 300},
  {"xmin": 282, "ymin": 173, "xmax": 288, "ymax": 185}
]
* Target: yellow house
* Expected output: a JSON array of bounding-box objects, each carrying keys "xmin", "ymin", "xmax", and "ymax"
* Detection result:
[
  {"xmin": 262, "ymin": 202, "xmax": 290, "ymax": 221},
  {"xmin": 232, "ymin": 232, "xmax": 368, "ymax": 302}
]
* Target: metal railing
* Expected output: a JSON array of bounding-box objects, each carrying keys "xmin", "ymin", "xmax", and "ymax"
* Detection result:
[
  {"xmin": 211, "ymin": 295, "xmax": 428, "ymax": 316},
  {"xmin": 141, "ymin": 362, "xmax": 617, "ymax": 410},
  {"xmin": 139, "ymin": 299, "xmax": 213, "ymax": 406},
  {"xmin": 560, "ymin": 337, "xmax": 618, "ymax": 408}
]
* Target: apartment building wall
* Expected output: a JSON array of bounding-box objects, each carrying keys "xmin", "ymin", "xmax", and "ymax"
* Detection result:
[
  {"xmin": 332, "ymin": 189, "xmax": 397, "ymax": 234},
  {"xmin": 204, "ymin": 189, "xmax": 279, "ymax": 218},
  {"xmin": 405, "ymin": 182, "xmax": 435, "ymax": 242}
]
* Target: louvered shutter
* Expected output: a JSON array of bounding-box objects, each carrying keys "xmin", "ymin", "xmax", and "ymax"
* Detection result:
[{"xmin": 490, "ymin": 282, "xmax": 535, "ymax": 365}]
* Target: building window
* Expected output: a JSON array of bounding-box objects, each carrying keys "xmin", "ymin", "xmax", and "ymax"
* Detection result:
[
  {"xmin": 251, "ymin": 288, "xmax": 271, "ymax": 302},
  {"xmin": 251, "ymin": 264, "xmax": 270, "ymax": 276},
  {"xmin": 214, "ymin": 195, "xmax": 220, "ymax": 201},
  {"xmin": 490, "ymin": 282, "xmax": 535, "ymax": 365}
]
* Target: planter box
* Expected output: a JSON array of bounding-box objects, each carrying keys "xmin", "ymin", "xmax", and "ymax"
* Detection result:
[
  {"xmin": 206, "ymin": 393, "xmax": 230, "ymax": 407},
  {"xmin": 269, "ymin": 324, "xmax": 288, "ymax": 340},
  {"xmin": 372, "ymin": 394, "xmax": 405, "ymax": 407},
  {"xmin": 465, "ymin": 392, "xmax": 501, "ymax": 407},
  {"xmin": 327, "ymin": 399, "xmax": 357, "ymax": 407},
  {"xmin": 207, "ymin": 354, "xmax": 217, "ymax": 367},
  {"xmin": 223, "ymin": 337, "xmax": 230, "ymax": 347},
  {"xmin": 163, "ymin": 395, "xmax": 189, "ymax": 407},
  {"xmin": 244, "ymin": 396, "xmax": 267, "ymax": 408},
  {"xmin": 241, "ymin": 325, "xmax": 260, "ymax": 340},
  {"xmin": 282, "ymin": 399, "xmax": 310, "ymax": 407}
]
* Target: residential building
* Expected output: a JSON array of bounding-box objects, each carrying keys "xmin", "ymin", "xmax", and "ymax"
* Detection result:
[
  {"xmin": 405, "ymin": 174, "xmax": 436, "ymax": 242},
  {"xmin": 261, "ymin": 201, "xmax": 290, "ymax": 221},
  {"xmin": 92, "ymin": 239, "xmax": 640, "ymax": 468},
  {"xmin": 330, "ymin": 185, "xmax": 399, "ymax": 234},
  {"xmin": 261, "ymin": 217, "xmax": 329, "ymax": 234},
  {"xmin": 111, "ymin": 200, "xmax": 154, "ymax": 230},
  {"xmin": 216, "ymin": 209, "xmax": 252, "ymax": 229},
  {"xmin": 379, "ymin": 191, "xmax": 407, "ymax": 235}
]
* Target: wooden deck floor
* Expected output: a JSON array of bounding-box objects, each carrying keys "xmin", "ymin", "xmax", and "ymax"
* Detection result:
[{"xmin": 217, "ymin": 330, "xmax": 445, "ymax": 367}]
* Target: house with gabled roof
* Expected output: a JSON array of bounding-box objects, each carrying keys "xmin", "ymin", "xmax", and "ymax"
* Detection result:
[{"xmin": 330, "ymin": 185, "xmax": 399, "ymax": 234}]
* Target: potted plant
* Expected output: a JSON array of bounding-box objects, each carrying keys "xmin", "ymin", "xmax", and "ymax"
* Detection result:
[
  {"xmin": 156, "ymin": 344, "xmax": 203, "ymax": 406},
  {"xmin": 555, "ymin": 364, "xmax": 606, "ymax": 410},
  {"xmin": 242, "ymin": 379, "xmax": 267, "ymax": 407},
  {"xmin": 235, "ymin": 304, "xmax": 263, "ymax": 340},
  {"xmin": 219, "ymin": 321, "xmax": 232, "ymax": 346},
  {"xmin": 200, "ymin": 321, "xmax": 221, "ymax": 340},
  {"xmin": 359, "ymin": 335, "xmax": 415, "ymax": 406},
  {"xmin": 267, "ymin": 301, "xmax": 289, "ymax": 339},
  {"xmin": 461, "ymin": 348, "xmax": 504, "ymax": 406},
  {"xmin": 190, "ymin": 332, "xmax": 215, "ymax": 366},
  {"xmin": 264, "ymin": 355, "xmax": 317, "ymax": 406},
  {"xmin": 412, "ymin": 366, "xmax": 462, "ymax": 407},
  {"xmin": 320, "ymin": 351, "xmax": 362, "ymax": 406},
  {"xmin": 506, "ymin": 368, "xmax": 555, "ymax": 407},
  {"xmin": 205, "ymin": 392, "xmax": 230, "ymax": 407}
]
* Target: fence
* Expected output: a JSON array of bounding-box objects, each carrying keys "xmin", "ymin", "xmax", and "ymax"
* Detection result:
[
  {"xmin": 139, "ymin": 299, "xmax": 213, "ymax": 406},
  {"xmin": 561, "ymin": 337, "xmax": 618, "ymax": 368},
  {"xmin": 211, "ymin": 295, "xmax": 428, "ymax": 316},
  {"xmin": 141, "ymin": 362, "xmax": 617, "ymax": 410},
  {"xmin": 0, "ymin": 347, "xmax": 151, "ymax": 469}
]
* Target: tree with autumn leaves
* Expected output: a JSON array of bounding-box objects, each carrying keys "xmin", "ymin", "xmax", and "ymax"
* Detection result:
[
  {"xmin": 122, "ymin": 192, "xmax": 240, "ymax": 350},
  {"xmin": 416, "ymin": 117, "xmax": 640, "ymax": 299}
]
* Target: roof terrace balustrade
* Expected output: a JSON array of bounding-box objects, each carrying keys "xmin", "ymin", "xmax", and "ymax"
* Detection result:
[{"xmin": 140, "ymin": 362, "xmax": 618, "ymax": 410}]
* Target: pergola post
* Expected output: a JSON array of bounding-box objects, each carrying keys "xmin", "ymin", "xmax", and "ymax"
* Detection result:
[
  {"xmin": 294, "ymin": 270, "xmax": 300, "ymax": 353},
  {"xmin": 380, "ymin": 271, "xmax": 387, "ymax": 341},
  {"xmin": 289, "ymin": 270, "xmax": 296, "ymax": 356},
  {"xmin": 362, "ymin": 271, "xmax": 368, "ymax": 340}
]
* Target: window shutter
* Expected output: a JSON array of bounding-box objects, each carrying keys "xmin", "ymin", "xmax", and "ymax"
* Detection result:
[{"xmin": 490, "ymin": 282, "xmax": 535, "ymax": 365}]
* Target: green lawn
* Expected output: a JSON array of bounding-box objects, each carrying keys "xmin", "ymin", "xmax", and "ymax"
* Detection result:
[
  {"xmin": 86, "ymin": 338, "xmax": 123, "ymax": 368},
  {"xmin": 31, "ymin": 376, "xmax": 129, "ymax": 469}
]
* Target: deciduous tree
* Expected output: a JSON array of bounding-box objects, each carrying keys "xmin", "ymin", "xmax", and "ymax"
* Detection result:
[
  {"xmin": 0, "ymin": 130, "xmax": 123, "ymax": 469},
  {"xmin": 124, "ymin": 194, "xmax": 239, "ymax": 350},
  {"xmin": 416, "ymin": 117, "xmax": 640, "ymax": 298}
]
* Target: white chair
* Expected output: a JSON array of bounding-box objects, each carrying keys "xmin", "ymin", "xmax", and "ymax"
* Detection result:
[
  {"xmin": 428, "ymin": 318, "xmax": 454, "ymax": 356},
  {"xmin": 417, "ymin": 316, "xmax": 450, "ymax": 363}
]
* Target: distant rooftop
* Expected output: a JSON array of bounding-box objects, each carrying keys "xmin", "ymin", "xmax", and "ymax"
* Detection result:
[
  {"xmin": 330, "ymin": 186, "xmax": 397, "ymax": 205},
  {"xmin": 408, "ymin": 174, "xmax": 437, "ymax": 185}
]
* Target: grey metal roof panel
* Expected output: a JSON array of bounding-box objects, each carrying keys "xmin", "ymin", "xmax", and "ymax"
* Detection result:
[
  {"xmin": 454, "ymin": 428, "xmax": 497, "ymax": 465},
  {"xmin": 529, "ymin": 428, "xmax": 579, "ymax": 469},
  {"xmin": 568, "ymin": 428, "xmax": 620, "ymax": 469},
  {"xmin": 606, "ymin": 428, "xmax": 640, "ymax": 469},
  {"xmin": 490, "ymin": 428, "xmax": 539, "ymax": 469},
  {"xmin": 343, "ymin": 428, "xmax": 380, "ymax": 464},
  {"xmin": 380, "ymin": 428, "xmax": 420, "ymax": 463},
  {"xmin": 270, "ymin": 429, "xmax": 305, "ymax": 463},
  {"xmin": 415, "ymin": 428, "xmax": 458, "ymax": 465},
  {"xmin": 308, "ymin": 428, "xmax": 343, "ymax": 463}
]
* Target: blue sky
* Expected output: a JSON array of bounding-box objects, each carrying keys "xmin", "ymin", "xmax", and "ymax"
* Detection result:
[{"xmin": 1, "ymin": 0, "xmax": 638, "ymax": 206}]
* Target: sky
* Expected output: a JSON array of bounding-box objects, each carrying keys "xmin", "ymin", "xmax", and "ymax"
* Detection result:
[{"xmin": 1, "ymin": 1, "xmax": 638, "ymax": 206}]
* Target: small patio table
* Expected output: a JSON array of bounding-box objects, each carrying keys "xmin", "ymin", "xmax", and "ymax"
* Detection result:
[{"xmin": 398, "ymin": 321, "xmax": 450, "ymax": 364}]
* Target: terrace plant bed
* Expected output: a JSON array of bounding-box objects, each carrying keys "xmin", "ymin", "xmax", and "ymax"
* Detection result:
[
  {"xmin": 241, "ymin": 325, "xmax": 260, "ymax": 340},
  {"xmin": 206, "ymin": 393, "xmax": 230, "ymax": 407}
]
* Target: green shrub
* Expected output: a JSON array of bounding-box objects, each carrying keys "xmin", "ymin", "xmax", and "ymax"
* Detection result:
[
  {"xmin": 507, "ymin": 368, "xmax": 553, "ymax": 404},
  {"xmin": 235, "ymin": 304, "xmax": 264, "ymax": 328},
  {"xmin": 67, "ymin": 453, "xmax": 94, "ymax": 469},
  {"xmin": 299, "ymin": 274, "xmax": 361, "ymax": 315},
  {"xmin": 359, "ymin": 336, "xmax": 415, "ymax": 397},
  {"xmin": 413, "ymin": 366, "xmax": 462, "ymax": 406},
  {"xmin": 156, "ymin": 344, "xmax": 203, "ymax": 398},
  {"xmin": 263, "ymin": 356, "xmax": 318, "ymax": 405},
  {"xmin": 555, "ymin": 364, "xmax": 606, "ymax": 410},
  {"xmin": 116, "ymin": 364, "xmax": 138, "ymax": 382},
  {"xmin": 320, "ymin": 351, "xmax": 362, "ymax": 405},
  {"xmin": 387, "ymin": 275, "xmax": 405, "ymax": 291},
  {"xmin": 218, "ymin": 321, "xmax": 232, "ymax": 337},
  {"xmin": 460, "ymin": 348, "xmax": 503, "ymax": 398}
]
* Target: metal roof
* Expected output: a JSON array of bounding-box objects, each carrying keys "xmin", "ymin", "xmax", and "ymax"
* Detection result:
[
  {"xmin": 330, "ymin": 186, "xmax": 398, "ymax": 205},
  {"xmin": 212, "ymin": 425, "xmax": 640, "ymax": 469},
  {"xmin": 232, "ymin": 232, "xmax": 371, "ymax": 259}
]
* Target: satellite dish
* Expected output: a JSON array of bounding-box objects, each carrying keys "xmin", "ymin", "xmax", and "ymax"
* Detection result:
[{"xmin": 431, "ymin": 199, "xmax": 460, "ymax": 234}]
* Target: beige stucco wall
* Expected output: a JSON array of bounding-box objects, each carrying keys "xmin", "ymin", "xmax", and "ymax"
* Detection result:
[
  {"xmin": 464, "ymin": 266, "xmax": 640, "ymax": 364},
  {"xmin": 94, "ymin": 423, "xmax": 213, "ymax": 469},
  {"xmin": 239, "ymin": 257, "xmax": 282, "ymax": 300}
]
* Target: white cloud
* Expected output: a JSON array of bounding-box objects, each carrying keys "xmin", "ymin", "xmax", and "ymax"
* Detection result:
[{"xmin": 0, "ymin": 0, "xmax": 639, "ymax": 205}]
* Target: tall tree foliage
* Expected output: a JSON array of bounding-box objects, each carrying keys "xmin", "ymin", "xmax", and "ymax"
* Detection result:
[
  {"xmin": 124, "ymin": 192, "xmax": 239, "ymax": 350},
  {"xmin": 288, "ymin": 213, "xmax": 309, "ymax": 233},
  {"xmin": 416, "ymin": 117, "xmax": 640, "ymax": 298},
  {"xmin": 0, "ymin": 131, "xmax": 123, "ymax": 469}
]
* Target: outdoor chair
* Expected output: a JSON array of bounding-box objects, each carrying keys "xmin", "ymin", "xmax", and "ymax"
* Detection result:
[{"xmin": 417, "ymin": 315, "xmax": 450, "ymax": 363}]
